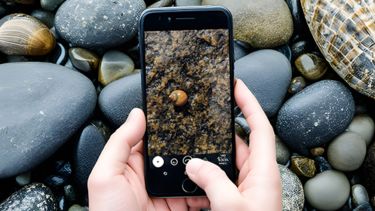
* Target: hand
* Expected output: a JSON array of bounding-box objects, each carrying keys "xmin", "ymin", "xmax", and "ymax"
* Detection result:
[
  {"xmin": 88, "ymin": 79, "xmax": 281, "ymax": 211},
  {"xmin": 186, "ymin": 79, "xmax": 281, "ymax": 210}
]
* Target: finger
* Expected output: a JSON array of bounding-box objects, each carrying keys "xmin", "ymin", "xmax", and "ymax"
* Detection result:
[
  {"xmin": 93, "ymin": 108, "xmax": 146, "ymax": 177},
  {"xmin": 186, "ymin": 197, "xmax": 210, "ymax": 209},
  {"xmin": 234, "ymin": 79, "xmax": 276, "ymax": 165},
  {"xmin": 166, "ymin": 198, "xmax": 188, "ymax": 211},
  {"xmin": 235, "ymin": 135, "xmax": 250, "ymax": 171},
  {"xmin": 186, "ymin": 159, "xmax": 241, "ymax": 206}
]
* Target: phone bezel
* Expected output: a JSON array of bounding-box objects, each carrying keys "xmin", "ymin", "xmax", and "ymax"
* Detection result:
[{"xmin": 139, "ymin": 6, "xmax": 236, "ymax": 197}]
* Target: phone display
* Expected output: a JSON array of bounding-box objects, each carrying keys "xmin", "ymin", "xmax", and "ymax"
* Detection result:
[{"xmin": 140, "ymin": 7, "xmax": 235, "ymax": 197}]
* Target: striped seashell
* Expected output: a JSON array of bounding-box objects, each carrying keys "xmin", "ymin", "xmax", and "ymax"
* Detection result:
[{"xmin": 301, "ymin": 0, "xmax": 375, "ymax": 99}]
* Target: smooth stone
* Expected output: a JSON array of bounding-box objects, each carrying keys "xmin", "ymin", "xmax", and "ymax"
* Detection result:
[
  {"xmin": 69, "ymin": 48, "xmax": 99, "ymax": 73},
  {"xmin": 295, "ymin": 53, "xmax": 328, "ymax": 80},
  {"xmin": 234, "ymin": 40, "xmax": 251, "ymax": 61},
  {"xmin": 99, "ymin": 73, "xmax": 142, "ymax": 127},
  {"xmin": 290, "ymin": 156, "xmax": 316, "ymax": 177},
  {"xmin": 0, "ymin": 183, "xmax": 57, "ymax": 210},
  {"xmin": 276, "ymin": 136, "xmax": 290, "ymax": 165},
  {"xmin": 176, "ymin": 0, "xmax": 201, "ymax": 6},
  {"xmin": 279, "ymin": 165, "xmax": 304, "ymax": 211},
  {"xmin": 276, "ymin": 80, "xmax": 355, "ymax": 154},
  {"xmin": 285, "ymin": 0, "xmax": 304, "ymax": 32},
  {"xmin": 352, "ymin": 184, "xmax": 370, "ymax": 207},
  {"xmin": 73, "ymin": 125, "xmax": 105, "ymax": 192},
  {"xmin": 288, "ymin": 76, "xmax": 306, "ymax": 94},
  {"xmin": 347, "ymin": 115, "xmax": 374, "ymax": 146},
  {"xmin": 54, "ymin": 160, "xmax": 72, "ymax": 178},
  {"xmin": 327, "ymin": 131, "xmax": 366, "ymax": 171},
  {"xmin": 314, "ymin": 156, "xmax": 332, "ymax": 173},
  {"xmin": 291, "ymin": 40, "xmax": 308, "ymax": 60},
  {"xmin": 353, "ymin": 202, "xmax": 373, "ymax": 211},
  {"xmin": 304, "ymin": 170, "xmax": 350, "ymax": 210},
  {"xmin": 41, "ymin": 0, "xmax": 65, "ymax": 11},
  {"xmin": 31, "ymin": 9, "xmax": 55, "ymax": 28},
  {"xmin": 49, "ymin": 42, "xmax": 68, "ymax": 65},
  {"xmin": 148, "ymin": 0, "xmax": 173, "ymax": 8},
  {"xmin": 55, "ymin": 0, "xmax": 145, "ymax": 48},
  {"xmin": 310, "ymin": 147, "xmax": 324, "ymax": 157},
  {"xmin": 15, "ymin": 172, "xmax": 31, "ymax": 186},
  {"xmin": 6, "ymin": 55, "xmax": 28, "ymax": 63},
  {"xmin": 0, "ymin": 62, "xmax": 97, "ymax": 178},
  {"xmin": 58, "ymin": 196, "xmax": 66, "ymax": 211},
  {"xmin": 202, "ymin": 0, "xmax": 293, "ymax": 48},
  {"xmin": 235, "ymin": 50, "xmax": 292, "ymax": 117},
  {"xmin": 68, "ymin": 204, "xmax": 88, "ymax": 211},
  {"xmin": 44, "ymin": 175, "xmax": 65, "ymax": 188},
  {"xmin": 98, "ymin": 50, "xmax": 135, "ymax": 86}
]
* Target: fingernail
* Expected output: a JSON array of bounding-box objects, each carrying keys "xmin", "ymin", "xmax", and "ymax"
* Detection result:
[{"xmin": 186, "ymin": 158, "xmax": 204, "ymax": 176}]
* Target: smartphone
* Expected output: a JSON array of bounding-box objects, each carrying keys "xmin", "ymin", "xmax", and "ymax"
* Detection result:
[{"xmin": 139, "ymin": 6, "xmax": 235, "ymax": 197}]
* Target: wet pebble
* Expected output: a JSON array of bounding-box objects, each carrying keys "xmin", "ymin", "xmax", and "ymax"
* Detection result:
[
  {"xmin": 288, "ymin": 76, "xmax": 306, "ymax": 94},
  {"xmin": 276, "ymin": 80, "xmax": 355, "ymax": 155},
  {"xmin": 291, "ymin": 40, "xmax": 308, "ymax": 59},
  {"xmin": 327, "ymin": 132, "xmax": 366, "ymax": 171},
  {"xmin": 295, "ymin": 53, "xmax": 328, "ymax": 80},
  {"xmin": 69, "ymin": 47, "xmax": 99, "ymax": 73},
  {"xmin": 314, "ymin": 156, "xmax": 332, "ymax": 173},
  {"xmin": 48, "ymin": 42, "xmax": 68, "ymax": 65},
  {"xmin": 0, "ymin": 183, "xmax": 57, "ymax": 210},
  {"xmin": 304, "ymin": 170, "xmax": 350, "ymax": 210},
  {"xmin": 290, "ymin": 156, "xmax": 316, "ymax": 177},
  {"xmin": 98, "ymin": 50, "xmax": 135, "ymax": 86},
  {"xmin": 352, "ymin": 184, "xmax": 370, "ymax": 207}
]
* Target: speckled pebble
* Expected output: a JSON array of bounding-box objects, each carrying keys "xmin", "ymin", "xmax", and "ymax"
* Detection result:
[{"xmin": 279, "ymin": 165, "xmax": 304, "ymax": 211}]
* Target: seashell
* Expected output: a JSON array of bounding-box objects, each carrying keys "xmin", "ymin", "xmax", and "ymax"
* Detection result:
[
  {"xmin": 169, "ymin": 89, "xmax": 188, "ymax": 106},
  {"xmin": 0, "ymin": 14, "xmax": 56, "ymax": 56},
  {"xmin": 301, "ymin": 0, "xmax": 375, "ymax": 99}
]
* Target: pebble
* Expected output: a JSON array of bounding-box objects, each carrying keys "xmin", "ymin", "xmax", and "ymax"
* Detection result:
[
  {"xmin": 48, "ymin": 42, "xmax": 68, "ymax": 65},
  {"xmin": 291, "ymin": 40, "xmax": 308, "ymax": 59},
  {"xmin": 304, "ymin": 170, "xmax": 350, "ymax": 210},
  {"xmin": 98, "ymin": 50, "xmax": 135, "ymax": 86},
  {"xmin": 15, "ymin": 172, "xmax": 31, "ymax": 186},
  {"xmin": 347, "ymin": 115, "xmax": 374, "ymax": 146},
  {"xmin": 31, "ymin": 9, "xmax": 55, "ymax": 28},
  {"xmin": 310, "ymin": 147, "xmax": 324, "ymax": 157},
  {"xmin": 68, "ymin": 204, "xmax": 88, "ymax": 211},
  {"xmin": 73, "ymin": 125, "xmax": 105, "ymax": 192},
  {"xmin": 288, "ymin": 76, "xmax": 306, "ymax": 94},
  {"xmin": 176, "ymin": 0, "xmax": 201, "ymax": 6},
  {"xmin": 98, "ymin": 73, "xmax": 142, "ymax": 127},
  {"xmin": 235, "ymin": 50, "xmax": 292, "ymax": 117},
  {"xmin": 55, "ymin": 0, "xmax": 145, "ymax": 48},
  {"xmin": 290, "ymin": 156, "xmax": 316, "ymax": 177},
  {"xmin": 327, "ymin": 131, "xmax": 366, "ymax": 171},
  {"xmin": 41, "ymin": 0, "xmax": 65, "ymax": 11},
  {"xmin": 0, "ymin": 62, "xmax": 96, "ymax": 178},
  {"xmin": 233, "ymin": 40, "xmax": 251, "ymax": 61},
  {"xmin": 276, "ymin": 80, "xmax": 355, "ymax": 155},
  {"xmin": 295, "ymin": 53, "xmax": 328, "ymax": 80},
  {"xmin": 363, "ymin": 143, "xmax": 375, "ymax": 195},
  {"xmin": 275, "ymin": 44, "xmax": 292, "ymax": 61},
  {"xmin": 148, "ymin": 0, "xmax": 173, "ymax": 8},
  {"xmin": 353, "ymin": 202, "xmax": 373, "ymax": 211},
  {"xmin": 276, "ymin": 136, "xmax": 290, "ymax": 165},
  {"xmin": 279, "ymin": 165, "xmax": 304, "ymax": 211},
  {"xmin": 352, "ymin": 184, "xmax": 370, "ymax": 207},
  {"xmin": 0, "ymin": 183, "xmax": 57, "ymax": 210},
  {"xmin": 44, "ymin": 175, "xmax": 66, "ymax": 188},
  {"xmin": 202, "ymin": 0, "xmax": 293, "ymax": 48},
  {"xmin": 64, "ymin": 184, "xmax": 77, "ymax": 204},
  {"xmin": 314, "ymin": 156, "xmax": 332, "ymax": 173},
  {"xmin": 69, "ymin": 47, "xmax": 100, "ymax": 73}
]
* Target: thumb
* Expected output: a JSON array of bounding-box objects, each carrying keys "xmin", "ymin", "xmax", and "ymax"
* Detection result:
[{"xmin": 186, "ymin": 159, "xmax": 241, "ymax": 203}]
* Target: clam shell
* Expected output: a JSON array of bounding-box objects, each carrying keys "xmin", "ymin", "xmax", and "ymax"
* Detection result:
[
  {"xmin": 301, "ymin": 0, "xmax": 375, "ymax": 99},
  {"xmin": 0, "ymin": 14, "xmax": 56, "ymax": 56}
]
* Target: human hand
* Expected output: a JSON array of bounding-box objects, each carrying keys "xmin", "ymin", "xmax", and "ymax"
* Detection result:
[
  {"xmin": 88, "ymin": 108, "xmax": 206, "ymax": 211},
  {"xmin": 185, "ymin": 79, "xmax": 282, "ymax": 211}
]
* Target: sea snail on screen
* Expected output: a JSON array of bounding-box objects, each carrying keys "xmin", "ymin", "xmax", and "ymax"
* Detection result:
[{"xmin": 169, "ymin": 90, "xmax": 188, "ymax": 106}]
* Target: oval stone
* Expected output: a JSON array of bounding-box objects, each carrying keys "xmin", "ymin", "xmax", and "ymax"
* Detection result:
[
  {"xmin": 55, "ymin": 0, "xmax": 145, "ymax": 48},
  {"xmin": 279, "ymin": 165, "xmax": 304, "ymax": 211},
  {"xmin": 0, "ymin": 62, "xmax": 97, "ymax": 178},
  {"xmin": 276, "ymin": 80, "xmax": 355, "ymax": 154}
]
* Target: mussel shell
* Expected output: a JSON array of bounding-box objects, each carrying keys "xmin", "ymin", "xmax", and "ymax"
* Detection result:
[
  {"xmin": 301, "ymin": 0, "xmax": 375, "ymax": 99},
  {"xmin": 0, "ymin": 13, "xmax": 56, "ymax": 56}
]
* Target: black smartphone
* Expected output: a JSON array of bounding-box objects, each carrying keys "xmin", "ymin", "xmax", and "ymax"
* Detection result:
[{"xmin": 139, "ymin": 6, "xmax": 235, "ymax": 197}]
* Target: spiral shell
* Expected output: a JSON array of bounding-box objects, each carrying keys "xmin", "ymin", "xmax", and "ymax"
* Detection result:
[
  {"xmin": 301, "ymin": 0, "xmax": 375, "ymax": 99},
  {"xmin": 169, "ymin": 90, "xmax": 188, "ymax": 106},
  {"xmin": 0, "ymin": 14, "xmax": 56, "ymax": 56}
]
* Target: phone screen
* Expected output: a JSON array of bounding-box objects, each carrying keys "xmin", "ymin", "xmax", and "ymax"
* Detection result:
[{"xmin": 144, "ymin": 28, "xmax": 233, "ymax": 167}]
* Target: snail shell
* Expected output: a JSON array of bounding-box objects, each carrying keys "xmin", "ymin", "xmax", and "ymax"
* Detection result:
[
  {"xmin": 0, "ymin": 14, "xmax": 56, "ymax": 56},
  {"xmin": 301, "ymin": 0, "xmax": 375, "ymax": 99},
  {"xmin": 169, "ymin": 90, "xmax": 188, "ymax": 106}
]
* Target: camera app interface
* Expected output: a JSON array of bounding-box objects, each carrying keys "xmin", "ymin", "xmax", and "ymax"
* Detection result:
[{"xmin": 145, "ymin": 29, "xmax": 232, "ymax": 169}]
